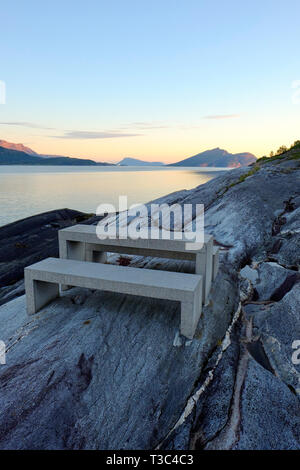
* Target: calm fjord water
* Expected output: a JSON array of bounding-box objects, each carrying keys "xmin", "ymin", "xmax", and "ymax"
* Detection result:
[{"xmin": 0, "ymin": 166, "xmax": 226, "ymax": 227}]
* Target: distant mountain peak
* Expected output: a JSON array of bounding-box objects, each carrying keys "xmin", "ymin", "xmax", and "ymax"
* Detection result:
[
  {"xmin": 118, "ymin": 157, "xmax": 165, "ymax": 166},
  {"xmin": 0, "ymin": 139, "xmax": 38, "ymax": 156},
  {"xmin": 168, "ymin": 148, "xmax": 256, "ymax": 168},
  {"xmin": 207, "ymin": 147, "xmax": 228, "ymax": 154}
]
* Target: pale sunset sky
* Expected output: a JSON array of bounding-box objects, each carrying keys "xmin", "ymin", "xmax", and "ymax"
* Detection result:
[{"xmin": 1, "ymin": 0, "xmax": 300, "ymax": 163}]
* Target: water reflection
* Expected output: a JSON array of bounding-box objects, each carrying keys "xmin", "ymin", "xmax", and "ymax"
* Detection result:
[{"xmin": 0, "ymin": 166, "xmax": 227, "ymax": 226}]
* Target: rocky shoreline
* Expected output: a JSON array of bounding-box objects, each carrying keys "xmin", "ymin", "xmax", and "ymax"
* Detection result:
[
  {"xmin": 0, "ymin": 209, "xmax": 103, "ymax": 306},
  {"xmin": 0, "ymin": 152, "xmax": 299, "ymax": 449}
]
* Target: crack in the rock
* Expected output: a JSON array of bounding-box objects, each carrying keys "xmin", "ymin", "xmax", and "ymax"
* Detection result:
[
  {"xmin": 203, "ymin": 310, "xmax": 252, "ymax": 450},
  {"xmin": 156, "ymin": 302, "xmax": 242, "ymax": 450}
]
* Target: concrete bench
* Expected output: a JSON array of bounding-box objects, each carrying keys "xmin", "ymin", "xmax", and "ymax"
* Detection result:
[
  {"xmin": 59, "ymin": 225, "xmax": 215, "ymax": 304},
  {"xmin": 25, "ymin": 257, "xmax": 203, "ymax": 339}
]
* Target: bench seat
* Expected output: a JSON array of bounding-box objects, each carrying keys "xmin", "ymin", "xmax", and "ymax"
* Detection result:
[{"xmin": 25, "ymin": 257, "xmax": 203, "ymax": 339}]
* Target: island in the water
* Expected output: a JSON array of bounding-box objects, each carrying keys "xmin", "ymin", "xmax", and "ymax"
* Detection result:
[
  {"xmin": 168, "ymin": 147, "xmax": 256, "ymax": 168},
  {"xmin": 118, "ymin": 157, "xmax": 165, "ymax": 166}
]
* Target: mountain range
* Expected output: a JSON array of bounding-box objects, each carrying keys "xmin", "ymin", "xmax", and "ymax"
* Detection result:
[
  {"xmin": 0, "ymin": 140, "xmax": 112, "ymax": 166},
  {"xmin": 0, "ymin": 140, "xmax": 38, "ymax": 156},
  {"xmin": 0, "ymin": 140, "xmax": 256, "ymax": 167},
  {"xmin": 168, "ymin": 148, "xmax": 256, "ymax": 167}
]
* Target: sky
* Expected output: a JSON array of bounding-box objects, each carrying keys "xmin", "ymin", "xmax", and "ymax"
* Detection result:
[{"xmin": 0, "ymin": 0, "xmax": 300, "ymax": 163}]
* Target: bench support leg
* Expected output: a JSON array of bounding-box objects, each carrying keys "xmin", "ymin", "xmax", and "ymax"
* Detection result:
[
  {"xmin": 180, "ymin": 301, "xmax": 201, "ymax": 340},
  {"xmin": 25, "ymin": 276, "xmax": 59, "ymax": 315},
  {"xmin": 180, "ymin": 282, "xmax": 202, "ymax": 339}
]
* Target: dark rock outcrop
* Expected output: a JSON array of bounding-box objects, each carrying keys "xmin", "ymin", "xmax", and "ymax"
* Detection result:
[{"xmin": 0, "ymin": 209, "xmax": 102, "ymax": 305}]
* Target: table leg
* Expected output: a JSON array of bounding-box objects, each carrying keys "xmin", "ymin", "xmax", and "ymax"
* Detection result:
[
  {"xmin": 195, "ymin": 238, "xmax": 213, "ymax": 305},
  {"xmin": 86, "ymin": 248, "xmax": 107, "ymax": 263},
  {"xmin": 59, "ymin": 239, "xmax": 86, "ymax": 290}
]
